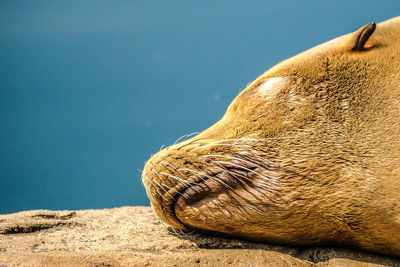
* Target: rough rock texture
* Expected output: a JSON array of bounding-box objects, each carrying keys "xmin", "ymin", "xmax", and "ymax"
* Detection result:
[{"xmin": 0, "ymin": 206, "xmax": 399, "ymax": 266}]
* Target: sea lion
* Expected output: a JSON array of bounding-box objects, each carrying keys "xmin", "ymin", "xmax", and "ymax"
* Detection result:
[{"xmin": 142, "ymin": 17, "xmax": 400, "ymax": 257}]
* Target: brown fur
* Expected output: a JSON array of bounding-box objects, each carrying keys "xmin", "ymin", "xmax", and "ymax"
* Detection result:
[{"xmin": 142, "ymin": 17, "xmax": 400, "ymax": 257}]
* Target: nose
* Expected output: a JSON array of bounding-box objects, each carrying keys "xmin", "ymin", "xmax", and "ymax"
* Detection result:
[{"xmin": 142, "ymin": 138, "xmax": 203, "ymax": 229}]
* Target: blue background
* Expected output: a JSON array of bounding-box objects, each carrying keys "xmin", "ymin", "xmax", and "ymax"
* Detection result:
[{"xmin": 1, "ymin": 1, "xmax": 399, "ymax": 214}]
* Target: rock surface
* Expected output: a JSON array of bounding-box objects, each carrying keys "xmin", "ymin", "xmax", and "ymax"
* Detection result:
[{"xmin": 0, "ymin": 206, "xmax": 399, "ymax": 266}]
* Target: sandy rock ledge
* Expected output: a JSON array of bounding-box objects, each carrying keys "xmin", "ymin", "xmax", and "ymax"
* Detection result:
[{"xmin": 0, "ymin": 206, "xmax": 399, "ymax": 266}]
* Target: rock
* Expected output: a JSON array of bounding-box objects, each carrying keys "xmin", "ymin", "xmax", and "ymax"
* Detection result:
[{"xmin": 0, "ymin": 206, "xmax": 398, "ymax": 266}]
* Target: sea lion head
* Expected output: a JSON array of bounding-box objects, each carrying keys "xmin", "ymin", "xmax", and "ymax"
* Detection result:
[{"xmin": 142, "ymin": 17, "xmax": 400, "ymax": 256}]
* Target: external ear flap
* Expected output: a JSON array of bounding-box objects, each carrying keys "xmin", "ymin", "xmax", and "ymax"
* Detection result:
[{"xmin": 342, "ymin": 22, "xmax": 376, "ymax": 51}]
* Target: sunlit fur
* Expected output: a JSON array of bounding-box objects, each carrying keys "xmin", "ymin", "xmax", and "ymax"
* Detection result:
[{"xmin": 142, "ymin": 17, "xmax": 400, "ymax": 257}]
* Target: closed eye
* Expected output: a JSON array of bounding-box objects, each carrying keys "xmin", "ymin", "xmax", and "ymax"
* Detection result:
[{"xmin": 255, "ymin": 77, "xmax": 289, "ymax": 99}]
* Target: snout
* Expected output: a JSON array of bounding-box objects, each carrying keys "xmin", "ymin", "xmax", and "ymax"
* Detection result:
[
  {"xmin": 142, "ymin": 136, "xmax": 268, "ymax": 230},
  {"xmin": 142, "ymin": 148, "xmax": 187, "ymax": 229},
  {"xmin": 142, "ymin": 137, "xmax": 211, "ymax": 229}
]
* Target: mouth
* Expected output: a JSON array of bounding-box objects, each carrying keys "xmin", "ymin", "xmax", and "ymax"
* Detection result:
[
  {"xmin": 147, "ymin": 154, "xmax": 261, "ymax": 230},
  {"xmin": 170, "ymin": 167, "xmax": 253, "ymax": 228}
]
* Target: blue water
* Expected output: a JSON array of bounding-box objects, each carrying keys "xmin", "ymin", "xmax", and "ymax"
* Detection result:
[{"xmin": 0, "ymin": 1, "xmax": 398, "ymax": 214}]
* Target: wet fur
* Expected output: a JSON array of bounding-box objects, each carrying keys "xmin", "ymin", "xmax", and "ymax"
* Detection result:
[{"xmin": 142, "ymin": 17, "xmax": 400, "ymax": 256}]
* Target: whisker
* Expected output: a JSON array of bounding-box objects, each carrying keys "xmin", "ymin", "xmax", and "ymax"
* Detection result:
[
  {"xmin": 167, "ymin": 226, "xmax": 197, "ymax": 238},
  {"xmin": 207, "ymin": 161, "xmax": 253, "ymax": 185},
  {"xmin": 190, "ymin": 136, "xmax": 295, "ymax": 152},
  {"xmin": 201, "ymin": 154, "xmax": 267, "ymax": 172},
  {"xmin": 160, "ymin": 160, "xmax": 191, "ymax": 181},
  {"xmin": 190, "ymin": 143, "xmax": 253, "ymax": 152},
  {"xmin": 178, "ymin": 167, "xmax": 238, "ymax": 193},
  {"xmin": 151, "ymin": 169, "xmax": 175, "ymax": 199},
  {"xmin": 137, "ymin": 168, "xmax": 145, "ymax": 185},
  {"xmin": 176, "ymin": 137, "xmax": 211, "ymax": 150},
  {"xmin": 160, "ymin": 152, "xmax": 274, "ymax": 186},
  {"xmin": 143, "ymin": 173, "xmax": 168, "ymax": 201},
  {"xmin": 173, "ymin": 132, "xmax": 200, "ymax": 145},
  {"xmin": 190, "ymin": 136, "xmax": 298, "ymax": 151},
  {"xmin": 212, "ymin": 160, "xmax": 279, "ymax": 185},
  {"xmin": 159, "ymin": 172, "xmax": 194, "ymax": 195}
]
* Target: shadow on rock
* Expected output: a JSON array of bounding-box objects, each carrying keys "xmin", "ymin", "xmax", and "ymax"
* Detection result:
[{"xmin": 167, "ymin": 227, "xmax": 400, "ymax": 266}]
